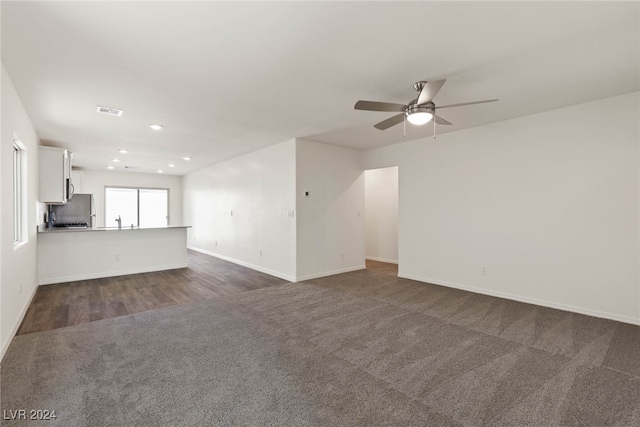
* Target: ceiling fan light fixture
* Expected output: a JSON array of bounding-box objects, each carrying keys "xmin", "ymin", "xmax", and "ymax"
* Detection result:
[{"xmin": 407, "ymin": 111, "xmax": 433, "ymax": 125}]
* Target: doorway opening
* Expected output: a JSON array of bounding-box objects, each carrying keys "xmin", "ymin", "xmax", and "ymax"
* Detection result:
[{"xmin": 364, "ymin": 166, "xmax": 399, "ymax": 275}]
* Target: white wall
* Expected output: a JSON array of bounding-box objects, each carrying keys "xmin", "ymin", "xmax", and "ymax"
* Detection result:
[
  {"xmin": 1, "ymin": 65, "xmax": 41, "ymax": 360},
  {"xmin": 296, "ymin": 139, "xmax": 365, "ymax": 280},
  {"xmin": 365, "ymin": 166, "xmax": 398, "ymax": 264},
  {"xmin": 80, "ymin": 170, "xmax": 183, "ymax": 227},
  {"xmin": 362, "ymin": 92, "xmax": 640, "ymax": 324},
  {"xmin": 183, "ymin": 140, "xmax": 297, "ymax": 281}
]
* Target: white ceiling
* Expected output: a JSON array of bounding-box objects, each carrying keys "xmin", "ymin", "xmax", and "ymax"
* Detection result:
[{"xmin": 2, "ymin": 1, "xmax": 638, "ymax": 176}]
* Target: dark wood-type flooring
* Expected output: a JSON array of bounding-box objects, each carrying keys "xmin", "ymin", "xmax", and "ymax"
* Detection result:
[{"xmin": 17, "ymin": 249, "xmax": 291, "ymax": 335}]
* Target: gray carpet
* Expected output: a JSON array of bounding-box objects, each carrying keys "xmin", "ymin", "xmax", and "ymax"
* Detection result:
[{"xmin": 2, "ymin": 267, "xmax": 640, "ymax": 426}]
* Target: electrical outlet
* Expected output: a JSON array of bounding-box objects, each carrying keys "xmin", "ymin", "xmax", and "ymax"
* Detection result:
[
  {"xmin": 341, "ymin": 251, "xmax": 344, "ymax": 259},
  {"xmin": 19, "ymin": 284, "xmax": 23, "ymax": 294},
  {"xmin": 115, "ymin": 254, "xmax": 120, "ymax": 261},
  {"xmin": 215, "ymin": 241, "xmax": 218, "ymax": 247},
  {"xmin": 230, "ymin": 210, "xmax": 233, "ymax": 216},
  {"xmin": 481, "ymin": 266, "xmax": 487, "ymax": 275},
  {"xmin": 259, "ymin": 249, "xmax": 263, "ymax": 257}
]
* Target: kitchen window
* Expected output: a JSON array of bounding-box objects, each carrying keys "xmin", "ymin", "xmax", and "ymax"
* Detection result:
[
  {"xmin": 105, "ymin": 187, "xmax": 169, "ymax": 228},
  {"xmin": 13, "ymin": 141, "xmax": 26, "ymax": 245}
]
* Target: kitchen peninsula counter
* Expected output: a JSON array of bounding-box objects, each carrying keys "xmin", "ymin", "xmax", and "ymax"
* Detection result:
[
  {"xmin": 38, "ymin": 225, "xmax": 190, "ymax": 233},
  {"xmin": 38, "ymin": 225, "xmax": 191, "ymax": 285}
]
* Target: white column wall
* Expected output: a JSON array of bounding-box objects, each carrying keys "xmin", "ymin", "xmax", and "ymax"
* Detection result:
[
  {"xmin": 183, "ymin": 140, "xmax": 297, "ymax": 281},
  {"xmin": 296, "ymin": 139, "xmax": 365, "ymax": 280}
]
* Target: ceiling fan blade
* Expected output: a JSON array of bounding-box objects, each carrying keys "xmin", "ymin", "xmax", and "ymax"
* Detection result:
[
  {"xmin": 354, "ymin": 100, "xmax": 407, "ymax": 112},
  {"xmin": 374, "ymin": 113, "xmax": 405, "ymax": 130},
  {"xmin": 436, "ymin": 99, "xmax": 499, "ymax": 109},
  {"xmin": 417, "ymin": 79, "xmax": 446, "ymax": 105},
  {"xmin": 434, "ymin": 115, "xmax": 452, "ymax": 125}
]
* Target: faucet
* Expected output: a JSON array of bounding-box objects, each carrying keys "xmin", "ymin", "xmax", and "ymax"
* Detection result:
[
  {"xmin": 48, "ymin": 211, "xmax": 56, "ymax": 228},
  {"xmin": 115, "ymin": 215, "xmax": 122, "ymax": 229}
]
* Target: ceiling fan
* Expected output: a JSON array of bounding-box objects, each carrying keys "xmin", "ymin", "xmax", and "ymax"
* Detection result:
[{"xmin": 354, "ymin": 79, "xmax": 498, "ymax": 131}]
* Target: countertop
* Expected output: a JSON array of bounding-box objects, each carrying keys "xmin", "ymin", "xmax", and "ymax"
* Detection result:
[{"xmin": 38, "ymin": 225, "xmax": 191, "ymax": 233}]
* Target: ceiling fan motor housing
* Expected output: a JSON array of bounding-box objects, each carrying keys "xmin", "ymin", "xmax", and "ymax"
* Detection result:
[{"xmin": 406, "ymin": 101, "xmax": 435, "ymax": 117}]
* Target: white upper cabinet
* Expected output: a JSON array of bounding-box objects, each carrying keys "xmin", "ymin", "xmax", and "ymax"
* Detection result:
[{"xmin": 39, "ymin": 146, "xmax": 73, "ymax": 204}]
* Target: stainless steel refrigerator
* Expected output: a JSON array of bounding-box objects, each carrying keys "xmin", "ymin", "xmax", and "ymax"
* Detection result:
[{"xmin": 50, "ymin": 193, "xmax": 96, "ymax": 227}]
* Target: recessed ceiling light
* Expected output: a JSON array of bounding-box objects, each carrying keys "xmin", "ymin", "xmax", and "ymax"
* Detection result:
[
  {"xmin": 182, "ymin": 156, "xmax": 191, "ymax": 161},
  {"xmin": 118, "ymin": 149, "xmax": 128, "ymax": 154},
  {"xmin": 112, "ymin": 158, "xmax": 121, "ymax": 163},
  {"xmin": 168, "ymin": 164, "xmax": 175, "ymax": 168},
  {"xmin": 157, "ymin": 170, "xmax": 163, "ymax": 173},
  {"xmin": 107, "ymin": 166, "xmax": 114, "ymax": 170},
  {"xmin": 149, "ymin": 124, "xmax": 163, "ymax": 130}
]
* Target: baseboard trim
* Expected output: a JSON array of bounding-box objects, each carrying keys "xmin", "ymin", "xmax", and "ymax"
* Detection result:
[
  {"xmin": 366, "ymin": 256, "xmax": 398, "ymax": 264},
  {"xmin": 38, "ymin": 263, "xmax": 188, "ymax": 285},
  {"xmin": 296, "ymin": 265, "xmax": 366, "ymax": 282},
  {"xmin": 188, "ymin": 246, "xmax": 295, "ymax": 282},
  {"xmin": 1, "ymin": 282, "xmax": 38, "ymax": 362},
  {"xmin": 398, "ymin": 273, "xmax": 640, "ymax": 326}
]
